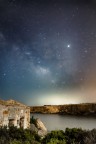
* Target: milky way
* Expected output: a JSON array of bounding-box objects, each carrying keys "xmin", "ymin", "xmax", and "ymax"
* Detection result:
[{"xmin": 0, "ymin": 0, "xmax": 96, "ymax": 105}]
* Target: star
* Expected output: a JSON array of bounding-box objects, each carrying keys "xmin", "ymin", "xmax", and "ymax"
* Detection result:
[
  {"xmin": 84, "ymin": 50, "xmax": 88, "ymax": 53},
  {"xmin": 51, "ymin": 80, "xmax": 55, "ymax": 84},
  {"xmin": 67, "ymin": 44, "xmax": 71, "ymax": 48},
  {"xmin": 3, "ymin": 73, "xmax": 6, "ymax": 76},
  {"xmin": 37, "ymin": 60, "xmax": 41, "ymax": 64},
  {"xmin": 25, "ymin": 52, "xmax": 31, "ymax": 55},
  {"xmin": 80, "ymin": 78, "xmax": 83, "ymax": 81}
]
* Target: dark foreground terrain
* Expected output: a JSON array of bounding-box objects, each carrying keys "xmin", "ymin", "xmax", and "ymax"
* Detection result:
[{"xmin": 0, "ymin": 126, "xmax": 96, "ymax": 144}]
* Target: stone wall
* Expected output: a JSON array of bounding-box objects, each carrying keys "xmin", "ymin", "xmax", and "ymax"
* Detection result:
[{"xmin": 0, "ymin": 99, "xmax": 30, "ymax": 129}]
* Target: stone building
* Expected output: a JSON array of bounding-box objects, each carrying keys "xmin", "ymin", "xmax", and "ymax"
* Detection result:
[{"xmin": 0, "ymin": 99, "xmax": 30, "ymax": 129}]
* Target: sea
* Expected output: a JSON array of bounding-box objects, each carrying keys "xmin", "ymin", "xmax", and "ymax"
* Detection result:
[{"xmin": 31, "ymin": 113, "xmax": 96, "ymax": 131}]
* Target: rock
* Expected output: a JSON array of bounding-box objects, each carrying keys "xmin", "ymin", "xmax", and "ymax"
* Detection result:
[
  {"xmin": 30, "ymin": 124, "xmax": 38, "ymax": 132},
  {"xmin": 36, "ymin": 118, "xmax": 47, "ymax": 137},
  {"xmin": 38, "ymin": 129, "xmax": 47, "ymax": 137},
  {"xmin": 30, "ymin": 118, "xmax": 47, "ymax": 137},
  {"xmin": 36, "ymin": 118, "xmax": 47, "ymax": 131}
]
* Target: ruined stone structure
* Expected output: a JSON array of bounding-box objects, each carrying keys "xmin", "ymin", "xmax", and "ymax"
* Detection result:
[{"xmin": 0, "ymin": 99, "xmax": 30, "ymax": 129}]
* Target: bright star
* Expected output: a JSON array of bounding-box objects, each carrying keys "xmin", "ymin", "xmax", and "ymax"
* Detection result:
[{"xmin": 67, "ymin": 44, "xmax": 71, "ymax": 48}]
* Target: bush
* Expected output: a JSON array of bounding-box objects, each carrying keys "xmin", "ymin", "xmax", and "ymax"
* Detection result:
[
  {"xmin": 83, "ymin": 129, "xmax": 96, "ymax": 144},
  {"xmin": 0, "ymin": 126, "xmax": 96, "ymax": 144},
  {"xmin": 42, "ymin": 130, "xmax": 65, "ymax": 143},
  {"xmin": 47, "ymin": 138, "xmax": 66, "ymax": 144},
  {"xmin": 10, "ymin": 140, "xmax": 40, "ymax": 144},
  {"xmin": 30, "ymin": 116, "xmax": 37, "ymax": 127},
  {"xmin": 65, "ymin": 128, "xmax": 85, "ymax": 144},
  {"xmin": 10, "ymin": 140, "xmax": 22, "ymax": 144},
  {"xmin": 0, "ymin": 126, "xmax": 41, "ymax": 144}
]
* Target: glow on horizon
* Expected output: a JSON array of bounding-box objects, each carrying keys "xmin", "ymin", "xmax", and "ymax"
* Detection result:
[{"xmin": 26, "ymin": 88, "xmax": 96, "ymax": 106}]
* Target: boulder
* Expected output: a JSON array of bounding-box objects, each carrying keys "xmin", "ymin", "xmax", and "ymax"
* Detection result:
[
  {"xmin": 36, "ymin": 118, "xmax": 47, "ymax": 137},
  {"xmin": 30, "ymin": 124, "xmax": 38, "ymax": 132},
  {"xmin": 30, "ymin": 118, "xmax": 47, "ymax": 137}
]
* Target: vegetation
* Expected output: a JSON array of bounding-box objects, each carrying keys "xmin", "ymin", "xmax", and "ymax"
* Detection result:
[
  {"xmin": 42, "ymin": 128, "xmax": 96, "ymax": 144},
  {"xmin": 0, "ymin": 126, "xmax": 96, "ymax": 144},
  {"xmin": 42, "ymin": 130, "xmax": 66, "ymax": 144},
  {"xmin": 0, "ymin": 126, "xmax": 41, "ymax": 144},
  {"xmin": 30, "ymin": 116, "xmax": 37, "ymax": 127}
]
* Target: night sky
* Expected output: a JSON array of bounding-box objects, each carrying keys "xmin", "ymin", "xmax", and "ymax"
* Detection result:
[{"xmin": 0, "ymin": 0, "xmax": 96, "ymax": 105}]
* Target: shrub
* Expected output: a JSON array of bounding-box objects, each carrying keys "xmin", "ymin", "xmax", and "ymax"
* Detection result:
[
  {"xmin": 10, "ymin": 140, "xmax": 22, "ymax": 144},
  {"xmin": 0, "ymin": 126, "xmax": 41, "ymax": 144},
  {"xmin": 30, "ymin": 116, "xmax": 37, "ymax": 127},
  {"xmin": 42, "ymin": 130, "xmax": 65, "ymax": 143},
  {"xmin": 47, "ymin": 138, "xmax": 66, "ymax": 144},
  {"xmin": 83, "ymin": 129, "xmax": 96, "ymax": 144},
  {"xmin": 65, "ymin": 128, "xmax": 85, "ymax": 144},
  {"xmin": 1, "ymin": 126, "xmax": 96, "ymax": 144}
]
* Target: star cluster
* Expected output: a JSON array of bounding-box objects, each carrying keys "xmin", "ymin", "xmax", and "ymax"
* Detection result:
[{"xmin": 0, "ymin": 0, "xmax": 96, "ymax": 105}]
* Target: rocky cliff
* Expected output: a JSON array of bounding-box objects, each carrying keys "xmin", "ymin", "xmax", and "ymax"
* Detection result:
[
  {"xmin": 0, "ymin": 99, "xmax": 27, "ymax": 107},
  {"xmin": 30, "ymin": 103, "xmax": 96, "ymax": 116}
]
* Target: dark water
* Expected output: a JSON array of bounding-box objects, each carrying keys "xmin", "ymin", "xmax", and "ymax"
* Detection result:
[{"xmin": 31, "ymin": 113, "xmax": 96, "ymax": 131}]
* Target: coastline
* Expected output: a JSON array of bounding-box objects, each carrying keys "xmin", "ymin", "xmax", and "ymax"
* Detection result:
[{"xmin": 30, "ymin": 103, "xmax": 96, "ymax": 116}]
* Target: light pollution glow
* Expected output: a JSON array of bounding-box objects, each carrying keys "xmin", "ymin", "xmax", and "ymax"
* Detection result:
[{"xmin": 26, "ymin": 87, "xmax": 96, "ymax": 106}]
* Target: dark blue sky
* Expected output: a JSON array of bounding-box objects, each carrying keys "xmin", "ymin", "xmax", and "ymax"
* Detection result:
[{"xmin": 0, "ymin": 0, "xmax": 96, "ymax": 105}]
